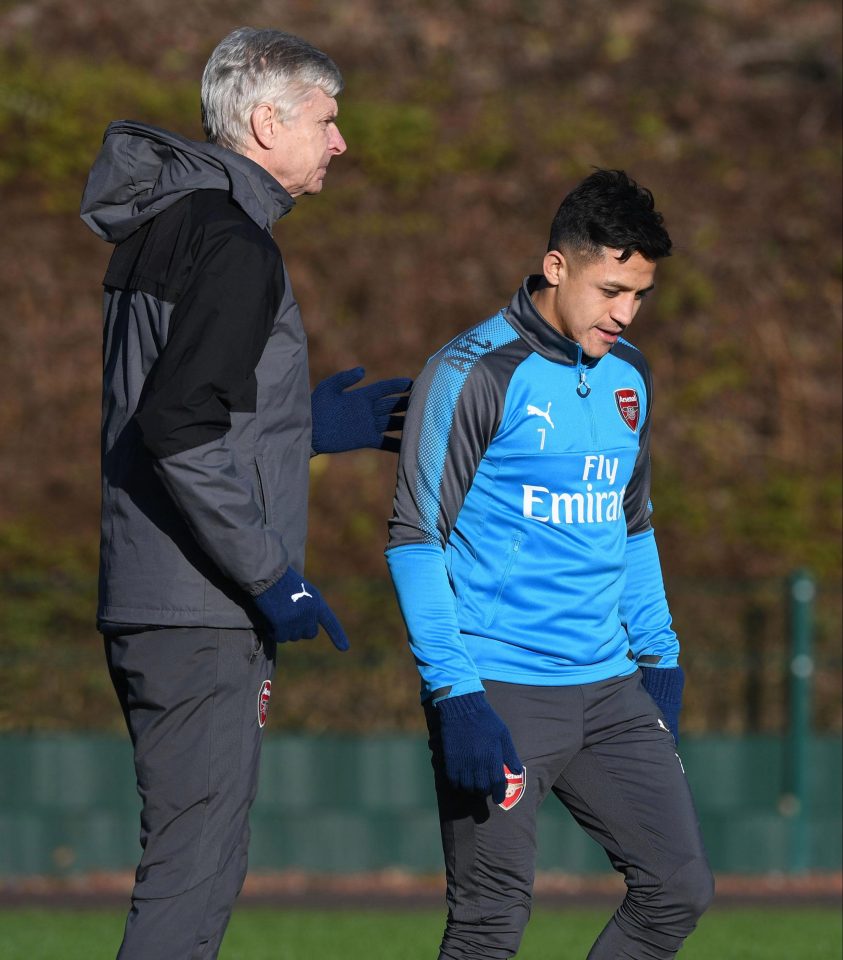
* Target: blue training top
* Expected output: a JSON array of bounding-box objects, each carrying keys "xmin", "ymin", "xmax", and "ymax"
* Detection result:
[{"xmin": 386, "ymin": 276, "xmax": 678, "ymax": 703}]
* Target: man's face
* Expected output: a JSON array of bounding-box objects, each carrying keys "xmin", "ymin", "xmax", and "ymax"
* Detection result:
[
  {"xmin": 268, "ymin": 88, "xmax": 347, "ymax": 197},
  {"xmin": 538, "ymin": 247, "xmax": 657, "ymax": 359}
]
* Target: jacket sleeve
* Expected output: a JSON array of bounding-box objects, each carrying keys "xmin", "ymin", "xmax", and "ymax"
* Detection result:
[
  {"xmin": 621, "ymin": 530, "xmax": 678, "ymax": 667},
  {"xmin": 386, "ymin": 325, "xmax": 512, "ymax": 701},
  {"xmin": 134, "ymin": 218, "xmax": 290, "ymax": 596},
  {"xmin": 620, "ymin": 357, "xmax": 679, "ymax": 666}
]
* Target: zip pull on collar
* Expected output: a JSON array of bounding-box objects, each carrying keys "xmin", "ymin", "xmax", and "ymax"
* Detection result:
[{"xmin": 576, "ymin": 347, "xmax": 592, "ymax": 398}]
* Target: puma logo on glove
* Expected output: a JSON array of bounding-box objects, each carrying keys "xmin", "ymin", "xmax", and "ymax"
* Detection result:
[{"xmin": 253, "ymin": 567, "xmax": 348, "ymax": 650}]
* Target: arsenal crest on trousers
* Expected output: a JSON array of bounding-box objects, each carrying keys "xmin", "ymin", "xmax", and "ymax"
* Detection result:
[
  {"xmin": 257, "ymin": 679, "xmax": 272, "ymax": 728},
  {"xmin": 615, "ymin": 388, "xmax": 640, "ymax": 432},
  {"xmin": 498, "ymin": 764, "xmax": 527, "ymax": 811}
]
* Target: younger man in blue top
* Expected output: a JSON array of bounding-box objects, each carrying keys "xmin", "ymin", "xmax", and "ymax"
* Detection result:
[{"xmin": 387, "ymin": 170, "xmax": 713, "ymax": 960}]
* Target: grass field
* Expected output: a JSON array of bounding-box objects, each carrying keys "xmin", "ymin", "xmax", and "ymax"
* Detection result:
[{"xmin": 0, "ymin": 905, "xmax": 840, "ymax": 959}]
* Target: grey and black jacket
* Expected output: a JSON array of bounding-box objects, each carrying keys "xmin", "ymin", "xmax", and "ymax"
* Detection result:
[{"xmin": 81, "ymin": 121, "xmax": 310, "ymax": 630}]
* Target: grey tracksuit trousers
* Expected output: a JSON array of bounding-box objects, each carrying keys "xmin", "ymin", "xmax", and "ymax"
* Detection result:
[
  {"xmin": 424, "ymin": 673, "xmax": 714, "ymax": 960},
  {"xmin": 105, "ymin": 627, "xmax": 276, "ymax": 960}
]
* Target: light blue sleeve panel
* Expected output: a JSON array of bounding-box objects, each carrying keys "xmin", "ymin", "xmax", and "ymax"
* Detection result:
[
  {"xmin": 386, "ymin": 311, "xmax": 521, "ymax": 701},
  {"xmin": 620, "ymin": 528, "xmax": 679, "ymax": 667},
  {"xmin": 386, "ymin": 542, "xmax": 484, "ymax": 701}
]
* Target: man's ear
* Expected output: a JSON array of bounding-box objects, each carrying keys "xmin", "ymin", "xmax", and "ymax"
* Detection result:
[
  {"xmin": 249, "ymin": 103, "xmax": 276, "ymax": 151},
  {"xmin": 541, "ymin": 249, "xmax": 568, "ymax": 288}
]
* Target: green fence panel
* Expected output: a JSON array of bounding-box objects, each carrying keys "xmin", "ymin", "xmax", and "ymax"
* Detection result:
[{"xmin": 1, "ymin": 734, "xmax": 840, "ymax": 877}]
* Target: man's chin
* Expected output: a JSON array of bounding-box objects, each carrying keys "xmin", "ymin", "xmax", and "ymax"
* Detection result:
[{"xmin": 584, "ymin": 342, "xmax": 612, "ymax": 360}]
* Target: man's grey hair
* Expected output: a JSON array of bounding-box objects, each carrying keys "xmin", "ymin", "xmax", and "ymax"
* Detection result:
[{"xmin": 201, "ymin": 27, "xmax": 343, "ymax": 152}]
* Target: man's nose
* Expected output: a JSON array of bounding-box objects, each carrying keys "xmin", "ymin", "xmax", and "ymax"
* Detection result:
[
  {"xmin": 610, "ymin": 296, "xmax": 636, "ymax": 327},
  {"xmin": 330, "ymin": 125, "xmax": 347, "ymax": 156}
]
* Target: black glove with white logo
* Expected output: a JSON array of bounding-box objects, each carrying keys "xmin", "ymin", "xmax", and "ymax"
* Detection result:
[{"xmin": 253, "ymin": 567, "xmax": 349, "ymax": 651}]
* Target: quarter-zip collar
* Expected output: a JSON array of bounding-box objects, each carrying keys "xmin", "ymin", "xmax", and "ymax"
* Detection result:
[{"xmin": 504, "ymin": 275, "xmax": 602, "ymax": 369}]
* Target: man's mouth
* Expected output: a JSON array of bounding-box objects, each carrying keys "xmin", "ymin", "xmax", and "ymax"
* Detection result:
[{"xmin": 596, "ymin": 327, "xmax": 621, "ymax": 343}]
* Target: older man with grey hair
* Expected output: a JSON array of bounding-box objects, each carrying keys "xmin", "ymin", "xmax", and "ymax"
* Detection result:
[{"xmin": 81, "ymin": 27, "xmax": 410, "ymax": 960}]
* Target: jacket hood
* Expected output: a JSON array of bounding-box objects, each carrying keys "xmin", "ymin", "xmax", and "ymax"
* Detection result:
[{"xmin": 80, "ymin": 120, "xmax": 294, "ymax": 243}]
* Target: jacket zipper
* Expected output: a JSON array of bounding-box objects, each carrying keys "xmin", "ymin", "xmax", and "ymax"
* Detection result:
[
  {"xmin": 575, "ymin": 346, "xmax": 591, "ymax": 398},
  {"xmin": 575, "ymin": 347, "xmax": 597, "ymax": 446},
  {"xmin": 254, "ymin": 456, "xmax": 269, "ymax": 523},
  {"xmin": 485, "ymin": 532, "xmax": 522, "ymax": 627}
]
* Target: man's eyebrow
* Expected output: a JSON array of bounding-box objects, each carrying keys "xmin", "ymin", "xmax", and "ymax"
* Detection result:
[{"xmin": 602, "ymin": 280, "xmax": 656, "ymax": 294}]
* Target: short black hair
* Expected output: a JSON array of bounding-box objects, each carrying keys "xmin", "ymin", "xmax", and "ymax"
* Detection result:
[{"xmin": 548, "ymin": 169, "xmax": 672, "ymax": 263}]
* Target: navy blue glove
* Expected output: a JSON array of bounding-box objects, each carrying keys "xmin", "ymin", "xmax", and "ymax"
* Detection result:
[
  {"xmin": 253, "ymin": 567, "xmax": 349, "ymax": 651},
  {"xmin": 641, "ymin": 665, "xmax": 685, "ymax": 743},
  {"xmin": 436, "ymin": 692, "xmax": 523, "ymax": 804},
  {"xmin": 311, "ymin": 367, "xmax": 413, "ymax": 454}
]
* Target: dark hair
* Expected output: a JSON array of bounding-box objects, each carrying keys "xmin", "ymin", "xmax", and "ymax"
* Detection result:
[{"xmin": 547, "ymin": 169, "xmax": 672, "ymax": 263}]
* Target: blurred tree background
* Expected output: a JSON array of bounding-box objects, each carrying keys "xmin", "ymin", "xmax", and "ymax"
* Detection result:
[{"xmin": 0, "ymin": 0, "xmax": 839, "ymax": 735}]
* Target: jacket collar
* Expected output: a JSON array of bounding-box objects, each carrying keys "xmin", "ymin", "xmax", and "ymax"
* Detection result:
[
  {"xmin": 204, "ymin": 140, "xmax": 295, "ymax": 230},
  {"xmin": 505, "ymin": 276, "xmax": 601, "ymax": 368}
]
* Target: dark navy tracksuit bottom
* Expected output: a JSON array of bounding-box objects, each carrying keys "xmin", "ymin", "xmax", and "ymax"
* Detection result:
[
  {"xmin": 105, "ymin": 626, "xmax": 276, "ymax": 960},
  {"xmin": 424, "ymin": 673, "xmax": 714, "ymax": 960}
]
